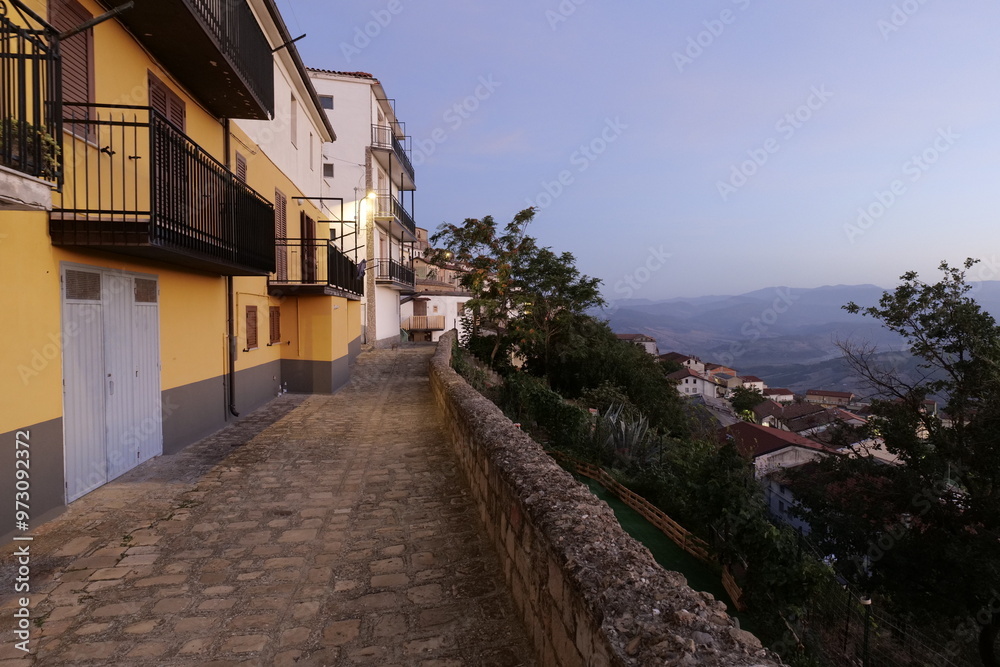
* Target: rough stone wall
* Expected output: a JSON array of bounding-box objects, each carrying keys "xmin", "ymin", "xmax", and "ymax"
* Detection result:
[{"xmin": 429, "ymin": 331, "xmax": 785, "ymax": 667}]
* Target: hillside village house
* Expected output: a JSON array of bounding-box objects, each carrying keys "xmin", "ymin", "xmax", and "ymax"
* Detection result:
[
  {"xmin": 400, "ymin": 227, "xmax": 472, "ymax": 343},
  {"xmin": 308, "ymin": 68, "xmax": 417, "ymax": 348},
  {"xmin": 763, "ymin": 387, "xmax": 795, "ymax": 403},
  {"xmin": 805, "ymin": 389, "xmax": 855, "ymax": 407},
  {"xmin": 615, "ymin": 333, "xmax": 659, "ymax": 356},
  {"xmin": 0, "ymin": 0, "xmax": 363, "ymax": 542},
  {"xmin": 739, "ymin": 375, "xmax": 766, "ymax": 393},
  {"xmin": 668, "ymin": 368, "xmax": 719, "ymax": 398},
  {"xmin": 660, "ymin": 351, "xmax": 705, "ymax": 373}
]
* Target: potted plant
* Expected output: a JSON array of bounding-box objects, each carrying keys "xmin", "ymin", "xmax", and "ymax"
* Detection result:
[{"xmin": 0, "ymin": 116, "xmax": 60, "ymax": 179}]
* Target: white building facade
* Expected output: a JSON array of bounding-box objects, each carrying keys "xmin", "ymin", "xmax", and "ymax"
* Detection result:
[{"xmin": 307, "ymin": 69, "xmax": 417, "ymax": 346}]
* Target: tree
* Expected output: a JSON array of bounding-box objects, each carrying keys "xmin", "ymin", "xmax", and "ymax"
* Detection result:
[
  {"xmin": 730, "ymin": 386, "xmax": 766, "ymax": 417},
  {"xmin": 792, "ymin": 259, "xmax": 1000, "ymax": 663},
  {"xmin": 428, "ymin": 207, "xmax": 604, "ymax": 373},
  {"xmin": 428, "ymin": 208, "xmax": 536, "ymax": 366}
]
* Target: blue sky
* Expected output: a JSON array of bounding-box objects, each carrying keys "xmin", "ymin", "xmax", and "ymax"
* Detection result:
[{"xmin": 276, "ymin": 0, "xmax": 1000, "ymax": 300}]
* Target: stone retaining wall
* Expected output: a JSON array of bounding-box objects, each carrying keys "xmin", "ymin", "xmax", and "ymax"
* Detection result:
[{"xmin": 429, "ymin": 331, "xmax": 784, "ymax": 666}]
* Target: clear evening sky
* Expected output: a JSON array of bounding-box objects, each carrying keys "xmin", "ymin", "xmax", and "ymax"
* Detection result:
[{"xmin": 276, "ymin": 0, "xmax": 1000, "ymax": 300}]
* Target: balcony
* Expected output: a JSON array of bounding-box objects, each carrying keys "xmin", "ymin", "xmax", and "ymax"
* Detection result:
[
  {"xmin": 0, "ymin": 7, "xmax": 61, "ymax": 208},
  {"xmin": 402, "ymin": 315, "xmax": 445, "ymax": 332},
  {"xmin": 97, "ymin": 0, "xmax": 273, "ymax": 119},
  {"xmin": 371, "ymin": 124, "xmax": 415, "ymax": 190},
  {"xmin": 373, "ymin": 192, "xmax": 416, "ymax": 239},
  {"xmin": 375, "ymin": 257, "xmax": 414, "ymax": 290},
  {"xmin": 50, "ymin": 104, "xmax": 275, "ymax": 276},
  {"xmin": 269, "ymin": 239, "xmax": 363, "ymax": 299}
]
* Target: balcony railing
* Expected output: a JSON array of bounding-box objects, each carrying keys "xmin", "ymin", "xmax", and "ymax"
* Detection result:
[
  {"xmin": 371, "ymin": 124, "xmax": 414, "ymax": 185},
  {"xmin": 402, "ymin": 315, "xmax": 445, "ymax": 331},
  {"xmin": 373, "ymin": 192, "xmax": 415, "ymax": 237},
  {"xmin": 375, "ymin": 257, "xmax": 414, "ymax": 288},
  {"xmin": 99, "ymin": 0, "xmax": 273, "ymax": 119},
  {"xmin": 0, "ymin": 7, "xmax": 61, "ymax": 183},
  {"xmin": 269, "ymin": 239, "xmax": 363, "ymax": 298},
  {"xmin": 50, "ymin": 104, "xmax": 275, "ymax": 276}
]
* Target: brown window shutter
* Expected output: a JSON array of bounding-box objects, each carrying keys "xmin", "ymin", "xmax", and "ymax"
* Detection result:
[
  {"xmin": 246, "ymin": 305, "xmax": 258, "ymax": 349},
  {"xmin": 235, "ymin": 153, "xmax": 247, "ymax": 182},
  {"xmin": 274, "ymin": 189, "xmax": 287, "ymax": 281},
  {"xmin": 148, "ymin": 72, "xmax": 186, "ymax": 132},
  {"xmin": 50, "ymin": 0, "xmax": 93, "ymax": 135},
  {"xmin": 50, "ymin": 0, "xmax": 92, "ymax": 105},
  {"xmin": 269, "ymin": 306, "xmax": 281, "ymax": 344}
]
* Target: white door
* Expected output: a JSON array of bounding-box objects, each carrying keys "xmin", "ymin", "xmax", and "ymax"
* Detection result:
[{"xmin": 62, "ymin": 266, "xmax": 162, "ymax": 502}]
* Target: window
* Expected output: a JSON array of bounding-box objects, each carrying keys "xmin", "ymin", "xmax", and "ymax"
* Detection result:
[
  {"xmin": 148, "ymin": 72, "xmax": 186, "ymax": 131},
  {"xmin": 50, "ymin": 0, "xmax": 93, "ymax": 135},
  {"xmin": 323, "ymin": 163, "xmax": 334, "ymax": 179},
  {"xmin": 319, "ymin": 95, "xmax": 334, "ymax": 110},
  {"xmin": 269, "ymin": 306, "xmax": 281, "ymax": 344},
  {"xmin": 274, "ymin": 189, "xmax": 288, "ymax": 281},
  {"xmin": 290, "ymin": 94, "xmax": 297, "ymax": 147},
  {"xmin": 246, "ymin": 306, "xmax": 258, "ymax": 349},
  {"xmin": 235, "ymin": 153, "xmax": 247, "ymax": 182}
]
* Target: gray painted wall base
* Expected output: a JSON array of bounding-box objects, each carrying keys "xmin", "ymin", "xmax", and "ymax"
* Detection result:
[
  {"xmin": 0, "ymin": 418, "xmax": 64, "ymax": 545},
  {"xmin": 282, "ymin": 357, "xmax": 350, "ymax": 395}
]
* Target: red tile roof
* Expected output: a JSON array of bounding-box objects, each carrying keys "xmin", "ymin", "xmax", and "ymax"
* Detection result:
[
  {"xmin": 764, "ymin": 388, "xmax": 793, "ymax": 395},
  {"xmin": 806, "ymin": 389, "xmax": 854, "ymax": 399},
  {"xmin": 740, "ymin": 375, "xmax": 764, "ymax": 383},
  {"xmin": 720, "ymin": 422, "xmax": 831, "ymax": 459}
]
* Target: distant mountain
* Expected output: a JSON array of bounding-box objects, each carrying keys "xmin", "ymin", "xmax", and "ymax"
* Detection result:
[{"xmin": 599, "ymin": 281, "xmax": 1000, "ymax": 395}]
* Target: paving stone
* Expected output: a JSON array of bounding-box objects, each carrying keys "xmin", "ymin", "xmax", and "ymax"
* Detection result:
[
  {"xmin": 0, "ymin": 347, "xmax": 535, "ymax": 666},
  {"xmin": 322, "ymin": 618, "xmax": 361, "ymax": 646},
  {"xmin": 221, "ymin": 634, "xmax": 268, "ymax": 653}
]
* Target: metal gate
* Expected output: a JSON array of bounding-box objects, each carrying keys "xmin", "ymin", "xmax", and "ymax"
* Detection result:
[{"xmin": 61, "ymin": 265, "xmax": 162, "ymax": 502}]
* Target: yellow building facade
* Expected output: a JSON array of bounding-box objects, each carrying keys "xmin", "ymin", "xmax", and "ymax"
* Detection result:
[{"xmin": 0, "ymin": 0, "xmax": 362, "ymax": 543}]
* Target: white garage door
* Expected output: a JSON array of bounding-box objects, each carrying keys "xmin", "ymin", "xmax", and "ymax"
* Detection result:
[{"xmin": 62, "ymin": 266, "xmax": 162, "ymax": 502}]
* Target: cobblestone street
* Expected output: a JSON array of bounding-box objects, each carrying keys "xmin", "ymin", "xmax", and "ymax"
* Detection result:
[{"xmin": 0, "ymin": 346, "xmax": 535, "ymax": 666}]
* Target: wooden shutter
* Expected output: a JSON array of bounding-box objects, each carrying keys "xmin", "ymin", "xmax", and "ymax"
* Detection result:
[
  {"xmin": 50, "ymin": 0, "xmax": 93, "ymax": 135},
  {"xmin": 148, "ymin": 72, "xmax": 186, "ymax": 132},
  {"xmin": 246, "ymin": 305, "xmax": 258, "ymax": 349},
  {"xmin": 235, "ymin": 153, "xmax": 247, "ymax": 181},
  {"xmin": 301, "ymin": 211, "xmax": 317, "ymax": 283},
  {"xmin": 274, "ymin": 189, "xmax": 287, "ymax": 281},
  {"xmin": 269, "ymin": 306, "xmax": 281, "ymax": 344},
  {"xmin": 50, "ymin": 0, "xmax": 92, "ymax": 105}
]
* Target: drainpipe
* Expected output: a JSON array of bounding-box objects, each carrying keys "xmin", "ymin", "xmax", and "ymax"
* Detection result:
[{"xmin": 224, "ymin": 118, "xmax": 239, "ymax": 417}]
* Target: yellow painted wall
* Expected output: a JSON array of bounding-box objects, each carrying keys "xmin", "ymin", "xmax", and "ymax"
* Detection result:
[
  {"xmin": 348, "ymin": 299, "xmax": 362, "ymax": 342},
  {"xmin": 0, "ymin": 211, "xmax": 227, "ymax": 433},
  {"xmin": 0, "ymin": 212, "xmax": 64, "ymax": 431}
]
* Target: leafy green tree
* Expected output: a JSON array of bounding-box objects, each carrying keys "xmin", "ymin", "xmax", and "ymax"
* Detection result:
[
  {"xmin": 792, "ymin": 259, "xmax": 1000, "ymax": 662},
  {"xmin": 428, "ymin": 207, "xmax": 603, "ymax": 373},
  {"xmin": 730, "ymin": 386, "xmax": 766, "ymax": 416}
]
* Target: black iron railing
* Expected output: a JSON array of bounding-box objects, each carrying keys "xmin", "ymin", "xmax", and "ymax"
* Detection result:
[
  {"xmin": 375, "ymin": 257, "xmax": 414, "ymax": 287},
  {"xmin": 271, "ymin": 239, "xmax": 363, "ymax": 296},
  {"xmin": 52, "ymin": 104, "xmax": 274, "ymax": 275},
  {"xmin": 374, "ymin": 192, "xmax": 415, "ymax": 237},
  {"xmin": 371, "ymin": 123, "xmax": 414, "ymax": 183},
  {"xmin": 186, "ymin": 0, "xmax": 273, "ymax": 116},
  {"xmin": 0, "ymin": 6, "xmax": 61, "ymax": 182}
]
